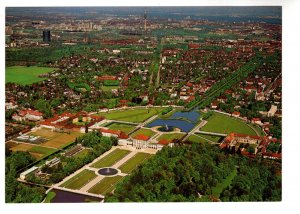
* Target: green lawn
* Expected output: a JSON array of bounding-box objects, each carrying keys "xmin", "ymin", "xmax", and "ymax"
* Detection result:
[
  {"xmin": 91, "ymin": 149, "xmax": 131, "ymax": 169},
  {"xmin": 88, "ymin": 176, "xmax": 123, "ymax": 195},
  {"xmin": 60, "ymin": 169, "xmax": 97, "ymax": 190},
  {"xmin": 105, "ymin": 122, "xmax": 136, "ymax": 134},
  {"xmin": 201, "ymin": 112, "xmax": 257, "ymax": 135},
  {"xmin": 157, "ymin": 133, "xmax": 185, "ymax": 141},
  {"xmin": 73, "ymin": 148, "xmax": 90, "ymax": 159},
  {"xmin": 44, "ymin": 191, "xmax": 56, "ymax": 203},
  {"xmin": 212, "ymin": 168, "xmax": 238, "ymax": 198},
  {"xmin": 27, "ymin": 146, "xmax": 57, "ymax": 156},
  {"xmin": 119, "ymin": 152, "xmax": 152, "ymax": 174},
  {"xmin": 6, "ymin": 66, "xmax": 55, "ymax": 85},
  {"xmin": 186, "ymin": 134, "xmax": 208, "ymax": 144},
  {"xmin": 96, "ymin": 108, "xmax": 166, "ymax": 123},
  {"xmin": 131, "ymin": 128, "xmax": 156, "ymax": 138},
  {"xmin": 196, "ymin": 134, "xmax": 222, "ymax": 143},
  {"xmin": 101, "ymin": 85, "xmax": 119, "ymax": 92}
]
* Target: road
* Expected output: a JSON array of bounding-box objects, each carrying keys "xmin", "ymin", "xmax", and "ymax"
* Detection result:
[
  {"xmin": 182, "ymin": 120, "xmax": 208, "ymax": 141},
  {"xmin": 196, "ymin": 131, "xmax": 227, "ymax": 137}
]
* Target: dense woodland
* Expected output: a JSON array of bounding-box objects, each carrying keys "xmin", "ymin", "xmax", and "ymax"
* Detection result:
[
  {"xmin": 5, "ymin": 151, "xmax": 46, "ymax": 203},
  {"xmin": 106, "ymin": 143, "xmax": 281, "ymax": 202}
]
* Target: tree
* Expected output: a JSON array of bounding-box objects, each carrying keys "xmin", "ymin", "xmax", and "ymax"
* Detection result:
[
  {"xmin": 105, "ymin": 142, "xmax": 281, "ymax": 202},
  {"xmin": 5, "ymin": 151, "xmax": 45, "ymax": 203}
]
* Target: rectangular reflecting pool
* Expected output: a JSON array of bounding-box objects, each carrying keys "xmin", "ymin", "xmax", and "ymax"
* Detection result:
[{"xmin": 50, "ymin": 189, "xmax": 103, "ymax": 203}]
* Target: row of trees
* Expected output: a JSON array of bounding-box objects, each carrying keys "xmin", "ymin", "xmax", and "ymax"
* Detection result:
[
  {"xmin": 6, "ymin": 44, "xmax": 97, "ymax": 66},
  {"xmin": 185, "ymin": 54, "xmax": 263, "ymax": 111},
  {"xmin": 106, "ymin": 142, "xmax": 281, "ymax": 202}
]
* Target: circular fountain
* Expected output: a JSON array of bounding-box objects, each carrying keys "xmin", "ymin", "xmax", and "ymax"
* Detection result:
[
  {"xmin": 98, "ymin": 167, "xmax": 118, "ymax": 176},
  {"xmin": 157, "ymin": 124, "xmax": 175, "ymax": 132}
]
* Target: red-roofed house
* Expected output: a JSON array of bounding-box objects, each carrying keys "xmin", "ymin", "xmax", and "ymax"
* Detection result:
[
  {"xmin": 156, "ymin": 139, "xmax": 172, "ymax": 150},
  {"xmin": 231, "ymin": 111, "xmax": 240, "ymax": 118},
  {"xmin": 251, "ymin": 118, "xmax": 262, "ymax": 125},
  {"xmin": 97, "ymin": 75, "xmax": 117, "ymax": 81},
  {"xmin": 211, "ymin": 101, "xmax": 219, "ymax": 109},
  {"xmin": 100, "ymin": 128, "xmax": 128, "ymax": 139},
  {"xmin": 132, "ymin": 134, "xmax": 150, "ymax": 149},
  {"xmin": 185, "ymin": 96, "xmax": 195, "ymax": 103},
  {"xmin": 220, "ymin": 132, "xmax": 281, "ymax": 159},
  {"xmin": 119, "ymin": 100, "xmax": 129, "ymax": 107},
  {"xmin": 188, "ymin": 43, "xmax": 200, "ymax": 49},
  {"xmin": 12, "ymin": 109, "xmax": 43, "ymax": 122},
  {"xmin": 186, "ymin": 82, "xmax": 193, "ymax": 87}
]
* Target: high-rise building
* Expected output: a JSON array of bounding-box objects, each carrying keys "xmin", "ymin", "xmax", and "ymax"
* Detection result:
[
  {"xmin": 144, "ymin": 9, "xmax": 147, "ymax": 33},
  {"xmin": 42, "ymin": 30, "xmax": 51, "ymax": 42}
]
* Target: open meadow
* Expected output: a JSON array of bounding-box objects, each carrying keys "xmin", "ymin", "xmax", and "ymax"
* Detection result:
[
  {"xmin": 6, "ymin": 66, "xmax": 55, "ymax": 85},
  {"xmin": 96, "ymin": 107, "xmax": 166, "ymax": 123},
  {"xmin": 31, "ymin": 128, "xmax": 83, "ymax": 148},
  {"xmin": 200, "ymin": 112, "xmax": 258, "ymax": 136}
]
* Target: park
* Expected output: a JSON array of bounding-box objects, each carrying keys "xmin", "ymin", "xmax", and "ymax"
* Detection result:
[
  {"xmin": 11, "ymin": 107, "xmax": 266, "ymax": 202},
  {"xmin": 6, "ymin": 66, "xmax": 55, "ymax": 85},
  {"xmin": 54, "ymin": 146, "xmax": 154, "ymax": 197},
  {"xmin": 200, "ymin": 112, "xmax": 259, "ymax": 136}
]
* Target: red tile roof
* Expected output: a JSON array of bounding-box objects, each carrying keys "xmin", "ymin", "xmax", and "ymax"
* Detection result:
[
  {"xmin": 188, "ymin": 43, "xmax": 200, "ymax": 49},
  {"xmin": 99, "ymin": 128, "xmax": 129, "ymax": 139},
  {"xmin": 158, "ymin": 139, "xmax": 170, "ymax": 145},
  {"xmin": 27, "ymin": 110, "xmax": 43, "ymax": 117},
  {"xmin": 186, "ymin": 96, "xmax": 195, "ymax": 102},
  {"xmin": 19, "ymin": 109, "xmax": 43, "ymax": 117},
  {"xmin": 97, "ymin": 75, "xmax": 117, "ymax": 81},
  {"xmin": 133, "ymin": 134, "xmax": 150, "ymax": 141},
  {"xmin": 187, "ymin": 82, "xmax": 193, "ymax": 87},
  {"xmin": 232, "ymin": 111, "xmax": 240, "ymax": 116},
  {"xmin": 100, "ymin": 128, "xmax": 121, "ymax": 135}
]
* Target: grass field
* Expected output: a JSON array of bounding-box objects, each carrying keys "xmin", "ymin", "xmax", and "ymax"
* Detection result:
[
  {"xmin": 186, "ymin": 134, "xmax": 208, "ymax": 144},
  {"xmin": 10, "ymin": 143, "xmax": 35, "ymax": 152},
  {"xmin": 101, "ymin": 85, "xmax": 119, "ymax": 92},
  {"xmin": 88, "ymin": 176, "xmax": 123, "ymax": 195},
  {"xmin": 60, "ymin": 169, "xmax": 97, "ymax": 190},
  {"xmin": 119, "ymin": 152, "xmax": 152, "ymax": 174},
  {"xmin": 131, "ymin": 128, "xmax": 156, "ymax": 138},
  {"xmin": 196, "ymin": 134, "xmax": 223, "ymax": 143},
  {"xmin": 29, "ymin": 152, "xmax": 44, "ymax": 160},
  {"xmin": 31, "ymin": 128, "xmax": 83, "ymax": 148},
  {"xmin": 157, "ymin": 133, "xmax": 185, "ymax": 141},
  {"xmin": 201, "ymin": 112, "xmax": 257, "ymax": 135},
  {"xmin": 44, "ymin": 191, "xmax": 56, "ymax": 203},
  {"xmin": 212, "ymin": 168, "xmax": 238, "ymax": 198},
  {"xmin": 96, "ymin": 107, "xmax": 166, "ymax": 123},
  {"xmin": 8, "ymin": 143, "xmax": 51, "ymax": 160},
  {"xmin": 73, "ymin": 148, "xmax": 90, "ymax": 159},
  {"xmin": 6, "ymin": 66, "xmax": 55, "ymax": 85},
  {"xmin": 105, "ymin": 122, "xmax": 136, "ymax": 134},
  {"xmin": 30, "ymin": 128, "xmax": 60, "ymax": 138},
  {"xmin": 91, "ymin": 149, "xmax": 131, "ymax": 169},
  {"xmin": 28, "ymin": 146, "xmax": 57, "ymax": 157}
]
